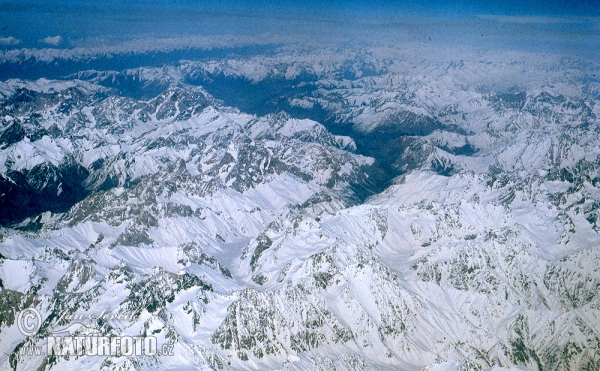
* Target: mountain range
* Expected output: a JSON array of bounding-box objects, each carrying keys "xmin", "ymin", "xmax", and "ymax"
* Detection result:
[{"xmin": 1, "ymin": 46, "xmax": 599, "ymax": 370}]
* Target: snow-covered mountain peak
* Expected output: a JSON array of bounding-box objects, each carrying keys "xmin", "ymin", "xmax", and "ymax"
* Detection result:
[{"xmin": 2, "ymin": 46, "xmax": 600, "ymax": 371}]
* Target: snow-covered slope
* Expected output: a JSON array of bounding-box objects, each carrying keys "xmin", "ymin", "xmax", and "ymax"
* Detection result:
[{"xmin": 1, "ymin": 47, "xmax": 599, "ymax": 371}]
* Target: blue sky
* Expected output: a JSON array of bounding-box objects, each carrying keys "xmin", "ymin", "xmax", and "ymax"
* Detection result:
[{"xmin": 0, "ymin": 0, "xmax": 598, "ymax": 58}]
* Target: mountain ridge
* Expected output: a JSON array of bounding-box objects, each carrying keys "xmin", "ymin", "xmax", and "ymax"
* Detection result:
[{"xmin": 1, "ymin": 49, "xmax": 600, "ymax": 370}]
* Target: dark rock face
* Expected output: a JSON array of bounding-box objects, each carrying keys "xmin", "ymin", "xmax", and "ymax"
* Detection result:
[
  {"xmin": 0, "ymin": 122, "xmax": 26, "ymax": 149},
  {"xmin": 0, "ymin": 159, "xmax": 89, "ymax": 226}
]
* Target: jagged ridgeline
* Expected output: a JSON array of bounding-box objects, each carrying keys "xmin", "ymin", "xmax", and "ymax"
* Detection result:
[
  {"xmin": 1, "ymin": 48, "xmax": 600, "ymax": 371},
  {"xmin": 0, "ymin": 80, "xmax": 388, "ymax": 228}
]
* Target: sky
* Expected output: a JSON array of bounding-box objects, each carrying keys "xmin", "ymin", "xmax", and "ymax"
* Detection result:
[{"xmin": 0, "ymin": 0, "xmax": 598, "ymax": 63}]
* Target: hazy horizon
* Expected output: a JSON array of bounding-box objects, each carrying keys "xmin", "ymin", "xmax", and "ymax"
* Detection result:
[{"xmin": 1, "ymin": 0, "xmax": 598, "ymax": 69}]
